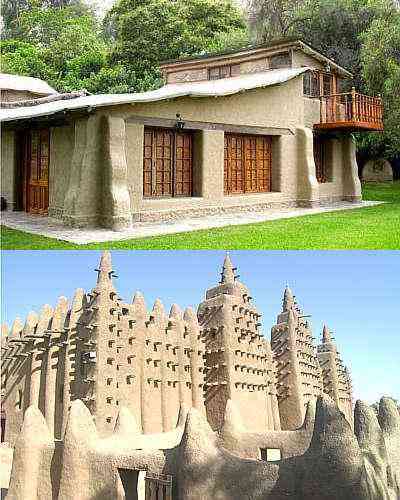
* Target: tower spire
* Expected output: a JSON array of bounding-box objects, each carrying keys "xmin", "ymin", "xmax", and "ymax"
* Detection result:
[
  {"xmin": 95, "ymin": 251, "xmax": 114, "ymax": 290},
  {"xmin": 322, "ymin": 324, "xmax": 333, "ymax": 343},
  {"xmin": 221, "ymin": 253, "xmax": 236, "ymax": 284},
  {"xmin": 282, "ymin": 286, "xmax": 294, "ymax": 312}
]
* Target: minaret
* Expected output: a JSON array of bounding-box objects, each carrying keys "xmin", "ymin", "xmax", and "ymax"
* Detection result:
[
  {"xmin": 317, "ymin": 325, "xmax": 353, "ymax": 425},
  {"xmin": 271, "ymin": 286, "xmax": 323, "ymax": 430},
  {"xmin": 80, "ymin": 251, "xmax": 121, "ymax": 437},
  {"xmin": 198, "ymin": 254, "xmax": 280, "ymax": 432}
]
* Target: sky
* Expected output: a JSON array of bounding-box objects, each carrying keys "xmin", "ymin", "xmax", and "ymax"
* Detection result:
[{"xmin": 1, "ymin": 250, "xmax": 399, "ymax": 405}]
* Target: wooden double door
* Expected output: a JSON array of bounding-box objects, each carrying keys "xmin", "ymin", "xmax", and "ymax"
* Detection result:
[
  {"xmin": 19, "ymin": 128, "xmax": 50, "ymax": 215},
  {"xmin": 143, "ymin": 127, "xmax": 193, "ymax": 198},
  {"xmin": 224, "ymin": 133, "xmax": 272, "ymax": 194}
]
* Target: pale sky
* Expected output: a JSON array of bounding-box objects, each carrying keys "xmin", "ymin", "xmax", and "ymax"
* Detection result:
[
  {"xmin": 88, "ymin": 0, "xmax": 115, "ymax": 15},
  {"xmin": 2, "ymin": 251, "xmax": 399, "ymax": 405}
]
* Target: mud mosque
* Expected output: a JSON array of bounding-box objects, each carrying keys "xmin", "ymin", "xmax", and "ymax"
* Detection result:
[{"xmin": 1, "ymin": 253, "xmax": 398, "ymax": 500}]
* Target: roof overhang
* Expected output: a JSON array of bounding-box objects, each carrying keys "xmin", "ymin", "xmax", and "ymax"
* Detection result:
[{"xmin": 0, "ymin": 67, "xmax": 309, "ymax": 124}]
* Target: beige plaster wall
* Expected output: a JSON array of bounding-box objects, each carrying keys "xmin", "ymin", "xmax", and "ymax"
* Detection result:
[
  {"xmin": 1, "ymin": 129, "xmax": 16, "ymax": 209},
  {"xmin": 115, "ymin": 79, "xmax": 304, "ymax": 218},
  {"xmin": 48, "ymin": 125, "xmax": 74, "ymax": 218},
  {"xmin": 292, "ymin": 51, "xmax": 325, "ymax": 71},
  {"xmin": 115, "ymin": 78, "xmax": 304, "ymax": 130}
]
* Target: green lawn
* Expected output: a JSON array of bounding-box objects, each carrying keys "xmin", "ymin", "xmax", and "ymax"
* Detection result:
[{"xmin": 2, "ymin": 182, "xmax": 400, "ymax": 250}]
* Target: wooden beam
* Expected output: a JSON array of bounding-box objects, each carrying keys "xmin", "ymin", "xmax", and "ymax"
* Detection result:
[{"xmin": 126, "ymin": 115, "xmax": 293, "ymax": 136}]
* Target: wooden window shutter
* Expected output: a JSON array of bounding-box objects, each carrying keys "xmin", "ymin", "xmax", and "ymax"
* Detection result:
[{"xmin": 143, "ymin": 128, "xmax": 193, "ymax": 198}]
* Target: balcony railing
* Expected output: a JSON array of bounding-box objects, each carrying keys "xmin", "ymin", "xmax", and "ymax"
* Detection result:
[{"xmin": 315, "ymin": 88, "xmax": 383, "ymax": 131}]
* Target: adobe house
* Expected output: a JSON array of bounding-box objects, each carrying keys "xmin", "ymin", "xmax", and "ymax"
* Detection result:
[{"xmin": 0, "ymin": 39, "xmax": 383, "ymax": 230}]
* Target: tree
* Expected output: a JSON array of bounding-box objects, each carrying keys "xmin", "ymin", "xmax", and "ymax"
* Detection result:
[
  {"xmin": 358, "ymin": 14, "xmax": 400, "ymax": 159},
  {"xmin": 0, "ymin": 3, "xmax": 124, "ymax": 93},
  {"xmin": 248, "ymin": 0, "xmax": 308, "ymax": 43},
  {"xmin": 105, "ymin": 0, "xmax": 249, "ymax": 89},
  {"xmin": 1, "ymin": 39, "xmax": 56, "ymax": 82},
  {"xmin": 1, "ymin": 0, "xmax": 91, "ymax": 39}
]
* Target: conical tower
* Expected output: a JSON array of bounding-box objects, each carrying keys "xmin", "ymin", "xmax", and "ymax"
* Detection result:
[
  {"xmin": 197, "ymin": 254, "xmax": 280, "ymax": 432},
  {"xmin": 78, "ymin": 251, "xmax": 121, "ymax": 436},
  {"xmin": 271, "ymin": 286, "xmax": 323, "ymax": 430},
  {"xmin": 317, "ymin": 325, "xmax": 353, "ymax": 425}
]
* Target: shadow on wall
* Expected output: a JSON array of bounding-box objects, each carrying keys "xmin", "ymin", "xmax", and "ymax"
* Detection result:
[{"xmin": 5, "ymin": 395, "xmax": 400, "ymax": 500}]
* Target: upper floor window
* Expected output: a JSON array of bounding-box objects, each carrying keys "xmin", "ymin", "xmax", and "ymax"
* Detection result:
[
  {"xmin": 303, "ymin": 71, "xmax": 320, "ymax": 97},
  {"xmin": 303, "ymin": 71, "xmax": 335, "ymax": 97},
  {"xmin": 208, "ymin": 65, "xmax": 232, "ymax": 80},
  {"xmin": 269, "ymin": 52, "xmax": 291, "ymax": 69}
]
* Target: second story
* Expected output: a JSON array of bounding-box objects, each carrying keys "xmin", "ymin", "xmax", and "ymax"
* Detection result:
[{"xmin": 160, "ymin": 38, "xmax": 383, "ymax": 133}]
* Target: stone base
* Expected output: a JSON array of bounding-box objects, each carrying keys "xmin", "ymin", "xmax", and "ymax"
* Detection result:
[
  {"xmin": 62, "ymin": 214, "xmax": 101, "ymax": 228},
  {"xmin": 48, "ymin": 206, "xmax": 65, "ymax": 219},
  {"xmin": 101, "ymin": 215, "xmax": 132, "ymax": 231},
  {"xmin": 134, "ymin": 201, "xmax": 298, "ymax": 223},
  {"xmin": 296, "ymin": 200, "xmax": 320, "ymax": 209},
  {"xmin": 342, "ymin": 195, "xmax": 362, "ymax": 203}
]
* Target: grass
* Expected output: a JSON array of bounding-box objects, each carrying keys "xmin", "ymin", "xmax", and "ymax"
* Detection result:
[{"xmin": 1, "ymin": 182, "xmax": 399, "ymax": 250}]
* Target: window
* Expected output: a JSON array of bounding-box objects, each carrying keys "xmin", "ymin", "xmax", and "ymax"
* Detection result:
[
  {"xmin": 303, "ymin": 71, "xmax": 320, "ymax": 97},
  {"xmin": 269, "ymin": 52, "xmax": 291, "ymax": 69},
  {"xmin": 322, "ymin": 73, "xmax": 334, "ymax": 96},
  {"xmin": 303, "ymin": 71, "xmax": 335, "ymax": 97},
  {"xmin": 224, "ymin": 134, "xmax": 272, "ymax": 194},
  {"xmin": 143, "ymin": 128, "xmax": 193, "ymax": 198},
  {"xmin": 260, "ymin": 448, "xmax": 281, "ymax": 462},
  {"xmin": 313, "ymin": 136, "xmax": 329, "ymax": 183},
  {"xmin": 208, "ymin": 65, "xmax": 232, "ymax": 80}
]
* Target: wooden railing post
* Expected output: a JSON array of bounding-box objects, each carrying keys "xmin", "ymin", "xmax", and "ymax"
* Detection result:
[{"xmin": 351, "ymin": 87, "xmax": 356, "ymax": 122}]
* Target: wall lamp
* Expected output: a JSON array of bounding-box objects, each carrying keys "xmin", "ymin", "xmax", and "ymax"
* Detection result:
[{"xmin": 175, "ymin": 113, "xmax": 185, "ymax": 130}]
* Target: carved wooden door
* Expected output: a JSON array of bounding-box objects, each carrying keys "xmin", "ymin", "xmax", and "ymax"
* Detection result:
[
  {"xmin": 143, "ymin": 128, "xmax": 193, "ymax": 198},
  {"xmin": 224, "ymin": 133, "xmax": 272, "ymax": 194},
  {"xmin": 22, "ymin": 129, "xmax": 50, "ymax": 214}
]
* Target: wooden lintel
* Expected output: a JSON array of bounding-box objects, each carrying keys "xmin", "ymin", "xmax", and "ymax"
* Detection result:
[{"xmin": 126, "ymin": 115, "xmax": 293, "ymax": 136}]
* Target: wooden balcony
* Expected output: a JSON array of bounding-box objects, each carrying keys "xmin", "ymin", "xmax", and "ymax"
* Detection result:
[{"xmin": 315, "ymin": 89, "xmax": 383, "ymax": 132}]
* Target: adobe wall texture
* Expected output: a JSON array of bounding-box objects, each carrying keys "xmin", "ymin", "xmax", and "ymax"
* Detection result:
[
  {"xmin": 1, "ymin": 252, "xmax": 206, "ymax": 446},
  {"xmin": 3, "ymin": 253, "xmax": 396, "ymax": 500},
  {"xmin": 48, "ymin": 124, "xmax": 74, "ymax": 218},
  {"xmin": 197, "ymin": 255, "xmax": 280, "ymax": 433},
  {"xmin": 5, "ymin": 395, "xmax": 400, "ymax": 500},
  {"xmin": 0, "ymin": 129, "xmax": 16, "ymax": 210},
  {"xmin": 2, "ymin": 252, "xmax": 353, "ymax": 448}
]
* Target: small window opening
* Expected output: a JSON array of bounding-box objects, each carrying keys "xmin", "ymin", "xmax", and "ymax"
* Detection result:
[{"xmin": 260, "ymin": 448, "xmax": 281, "ymax": 462}]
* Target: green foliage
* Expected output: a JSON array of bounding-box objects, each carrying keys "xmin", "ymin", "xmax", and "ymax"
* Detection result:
[
  {"xmin": 1, "ymin": 39, "xmax": 56, "ymax": 82},
  {"xmin": 106, "ymin": 0, "xmax": 249, "ymax": 86},
  {"xmin": 249, "ymin": 0, "xmax": 308, "ymax": 43},
  {"xmin": 2, "ymin": 0, "xmax": 248, "ymax": 94},
  {"xmin": 2, "ymin": 0, "xmax": 92, "ymax": 39},
  {"xmin": 358, "ymin": 15, "xmax": 400, "ymax": 158}
]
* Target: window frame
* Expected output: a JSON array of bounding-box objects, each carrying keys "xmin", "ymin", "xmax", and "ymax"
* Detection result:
[
  {"xmin": 303, "ymin": 70, "xmax": 336, "ymax": 98},
  {"xmin": 208, "ymin": 65, "xmax": 232, "ymax": 80}
]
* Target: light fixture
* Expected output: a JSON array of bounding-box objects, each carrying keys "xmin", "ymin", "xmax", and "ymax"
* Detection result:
[{"xmin": 175, "ymin": 113, "xmax": 185, "ymax": 130}]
